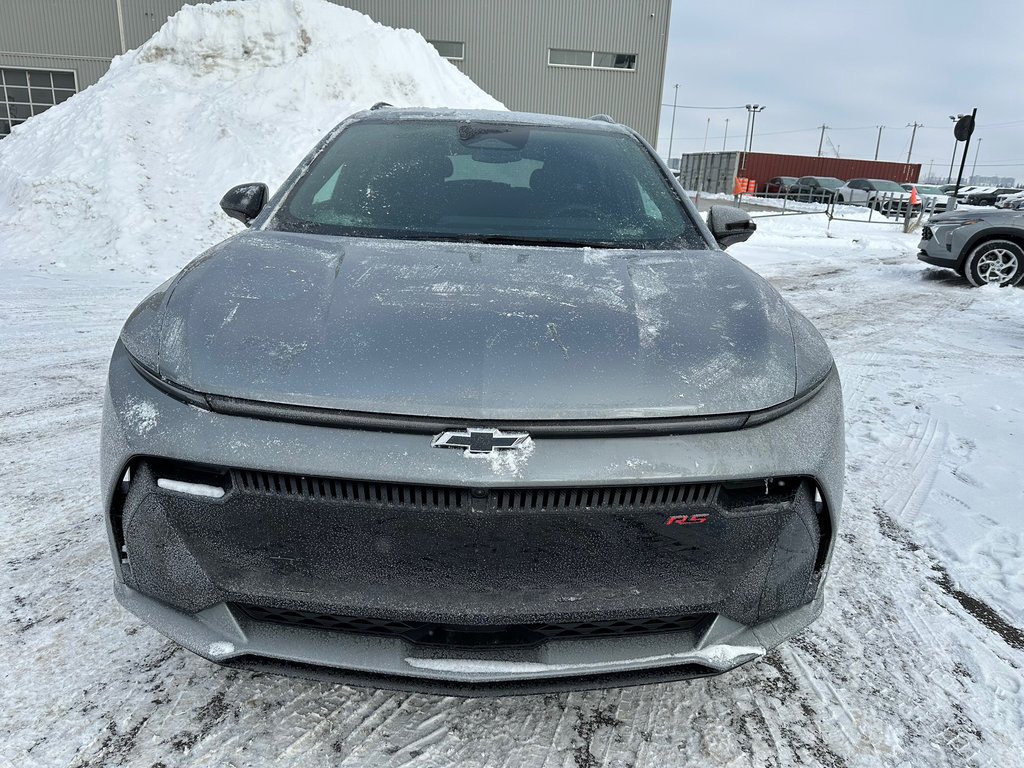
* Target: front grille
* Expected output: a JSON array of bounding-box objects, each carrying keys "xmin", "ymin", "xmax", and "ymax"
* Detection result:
[
  {"xmin": 232, "ymin": 468, "xmax": 720, "ymax": 512},
  {"xmin": 921, "ymin": 226, "xmax": 932, "ymax": 240},
  {"xmin": 237, "ymin": 604, "xmax": 710, "ymax": 649}
]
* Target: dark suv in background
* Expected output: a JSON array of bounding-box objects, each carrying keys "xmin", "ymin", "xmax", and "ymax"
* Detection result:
[{"xmin": 788, "ymin": 176, "xmax": 844, "ymax": 203}]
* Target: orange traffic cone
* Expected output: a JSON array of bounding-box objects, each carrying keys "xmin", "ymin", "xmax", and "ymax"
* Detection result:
[{"xmin": 909, "ymin": 186, "xmax": 919, "ymax": 206}]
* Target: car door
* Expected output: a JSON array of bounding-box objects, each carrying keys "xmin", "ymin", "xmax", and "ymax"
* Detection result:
[{"xmin": 848, "ymin": 180, "xmax": 870, "ymax": 204}]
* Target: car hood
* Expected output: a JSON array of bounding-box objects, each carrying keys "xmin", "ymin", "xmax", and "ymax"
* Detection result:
[
  {"xmin": 136, "ymin": 231, "xmax": 809, "ymax": 420},
  {"xmin": 929, "ymin": 209, "xmax": 1023, "ymax": 225}
]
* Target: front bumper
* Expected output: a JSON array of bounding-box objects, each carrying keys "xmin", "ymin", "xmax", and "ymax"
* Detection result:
[
  {"xmin": 101, "ymin": 342, "xmax": 844, "ymax": 691},
  {"xmin": 917, "ymin": 219, "xmax": 988, "ymax": 270},
  {"xmin": 114, "ymin": 580, "xmax": 824, "ymax": 694}
]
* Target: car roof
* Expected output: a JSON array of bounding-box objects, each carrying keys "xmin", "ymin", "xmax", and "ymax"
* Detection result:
[{"xmin": 347, "ymin": 107, "xmax": 634, "ymax": 136}]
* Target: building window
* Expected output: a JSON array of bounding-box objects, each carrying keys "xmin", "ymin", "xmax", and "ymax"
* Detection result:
[
  {"xmin": 1, "ymin": 68, "xmax": 78, "ymax": 137},
  {"xmin": 548, "ymin": 49, "xmax": 637, "ymax": 71},
  {"xmin": 427, "ymin": 40, "xmax": 465, "ymax": 61}
]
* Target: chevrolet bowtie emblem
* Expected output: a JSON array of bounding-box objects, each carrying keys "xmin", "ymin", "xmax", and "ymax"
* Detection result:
[{"xmin": 431, "ymin": 428, "xmax": 531, "ymax": 454}]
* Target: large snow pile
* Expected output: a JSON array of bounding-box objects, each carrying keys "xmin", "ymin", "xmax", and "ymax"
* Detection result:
[{"xmin": 0, "ymin": 0, "xmax": 504, "ymax": 273}]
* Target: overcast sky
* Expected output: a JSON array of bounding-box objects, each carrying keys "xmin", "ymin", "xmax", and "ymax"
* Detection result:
[{"xmin": 658, "ymin": 1, "xmax": 1024, "ymax": 182}]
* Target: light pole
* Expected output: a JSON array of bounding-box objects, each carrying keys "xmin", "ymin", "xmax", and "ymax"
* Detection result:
[
  {"xmin": 722, "ymin": 117, "xmax": 729, "ymax": 151},
  {"xmin": 947, "ymin": 113, "xmax": 964, "ymax": 183},
  {"xmin": 971, "ymin": 138, "xmax": 982, "ymax": 182},
  {"xmin": 874, "ymin": 125, "xmax": 884, "ymax": 161},
  {"xmin": 740, "ymin": 104, "xmax": 765, "ymax": 175},
  {"xmin": 747, "ymin": 104, "xmax": 766, "ymax": 153},
  {"xmin": 667, "ymin": 84, "xmax": 679, "ymax": 168}
]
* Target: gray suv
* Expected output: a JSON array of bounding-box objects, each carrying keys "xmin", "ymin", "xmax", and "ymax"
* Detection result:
[
  {"xmin": 918, "ymin": 209, "xmax": 1024, "ymax": 286},
  {"xmin": 102, "ymin": 108, "xmax": 843, "ymax": 694}
]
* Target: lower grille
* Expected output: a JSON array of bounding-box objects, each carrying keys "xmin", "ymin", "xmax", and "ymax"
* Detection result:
[
  {"xmin": 237, "ymin": 604, "xmax": 710, "ymax": 649},
  {"xmin": 232, "ymin": 467, "xmax": 722, "ymax": 512}
]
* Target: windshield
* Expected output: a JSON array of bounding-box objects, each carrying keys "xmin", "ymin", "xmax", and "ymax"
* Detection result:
[
  {"xmin": 273, "ymin": 120, "xmax": 703, "ymax": 249},
  {"xmin": 872, "ymin": 180, "xmax": 906, "ymax": 192},
  {"xmin": 818, "ymin": 178, "xmax": 843, "ymax": 189}
]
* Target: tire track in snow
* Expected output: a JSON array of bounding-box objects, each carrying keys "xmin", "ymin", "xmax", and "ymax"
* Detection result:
[{"xmin": 881, "ymin": 413, "xmax": 948, "ymax": 527}]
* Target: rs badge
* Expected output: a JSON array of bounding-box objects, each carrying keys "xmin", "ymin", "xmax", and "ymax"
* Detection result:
[{"xmin": 665, "ymin": 513, "xmax": 709, "ymax": 525}]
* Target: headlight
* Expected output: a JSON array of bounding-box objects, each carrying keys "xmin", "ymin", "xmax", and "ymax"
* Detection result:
[{"xmin": 786, "ymin": 304, "xmax": 834, "ymax": 396}]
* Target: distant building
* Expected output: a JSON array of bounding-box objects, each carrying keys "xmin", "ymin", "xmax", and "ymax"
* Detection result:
[
  {"xmin": 0, "ymin": 0, "xmax": 671, "ymax": 144},
  {"xmin": 968, "ymin": 175, "xmax": 1018, "ymax": 187}
]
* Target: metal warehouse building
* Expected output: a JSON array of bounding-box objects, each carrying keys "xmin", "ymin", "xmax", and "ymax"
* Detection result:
[{"xmin": 0, "ymin": 0, "xmax": 671, "ymax": 143}]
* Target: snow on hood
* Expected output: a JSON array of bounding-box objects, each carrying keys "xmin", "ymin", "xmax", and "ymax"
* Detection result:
[{"xmin": 0, "ymin": 0, "xmax": 504, "ymax": 274}]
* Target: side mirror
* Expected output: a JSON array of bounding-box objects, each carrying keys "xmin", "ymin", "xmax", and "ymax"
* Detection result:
[
  {"xmin": 707, "ymin": 205, "xmax": 756, "ymax": 249},
  {"xmin": 220, "ymin": 183, "xmax": 269, "ymax": 225}
]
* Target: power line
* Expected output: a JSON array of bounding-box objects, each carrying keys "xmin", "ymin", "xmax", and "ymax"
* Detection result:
[{"xmin": 659, "ymin": 103, "xmax": 747, "ymax": 110}]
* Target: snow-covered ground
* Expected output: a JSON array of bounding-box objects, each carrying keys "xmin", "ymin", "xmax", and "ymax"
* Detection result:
[
  {"xmin": 4, "ymin": 214, "xmax": 1023, "ymax": 768},
  {"xmin": 2, "ymin": 1, "xmax": 1023, "ymax": 766}
]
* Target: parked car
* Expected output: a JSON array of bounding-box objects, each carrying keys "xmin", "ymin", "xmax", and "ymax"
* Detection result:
[
  {"xmin": 962, "ymin": 187, "xmax": 1022, "ymax": 206},
  {"xmin": 901, "ymin": 183, "xmax": 948, "ymax": 212},
  {"xmin": 101, "ymin": 107, "xmax": 843, "ymax": 693},
  {"xmin": 836, "ymin": 178, "xmax": 916, "ymax": 214},
  {"xmin": 954, "ymin": 186, "xmax": 991, "ymax": 200},
  {"xmin": 919, "ymin": 208, "xmax": 1024, "ymax": 286},
  {"xmin": 789, "ymin": 176, "xmax": 844, "ymax": 203},
  {"xmin": 996, "ymin": 191, "xmax": 1024, "ymax": 210},
  {"xmin": 762, "ymin": 176, "xmax": 798, "ymax": 196},
  {"xmin": 945, "ymin": 185, "xmax": 981, "ymax": 199}
]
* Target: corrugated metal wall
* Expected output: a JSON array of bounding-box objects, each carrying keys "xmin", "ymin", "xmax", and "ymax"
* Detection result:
[
  {"xmin": 342, "ymin": 0, "xmax": 670, "ymax": 143},
  {"xmin": 2, "ymin": 0, "xmax": 669, "ymax": 144},
  {"xmin": 677, "ymin": 152, "xmax": 740, "ymax": 194},
  {"xmin": 677, "ymin": 151, "xmax": 923, "ymax": 193},
  {"xmin": 0, "ymin": 0, "xmax": 121, "ymax": 57},
  {"xmin": 122, "ymin": 1, "xmax": 215, "ymax": 49}
]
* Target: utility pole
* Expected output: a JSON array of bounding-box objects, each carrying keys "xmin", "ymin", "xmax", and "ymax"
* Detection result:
[
  {"xmin": 906, "ymin": 122, "xmax": 922, "ymax": 163},
  {"xmin": 971, "ymin": 138, "xmax": 982, "ymax": 182},
  {"xmin": 722, "ymin": 118, "xmax": 729, "ymax": 151},
  {"xmin": 817, "ymin": 124, "xmax": 829, "ymax": 157},
  {"xmin": 667, "ymin": 84, "xmax": 678, "ymax": 168},
  {"xmin": 874, "ymin": 125, "xmax": 884, "ymax": 161}
]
